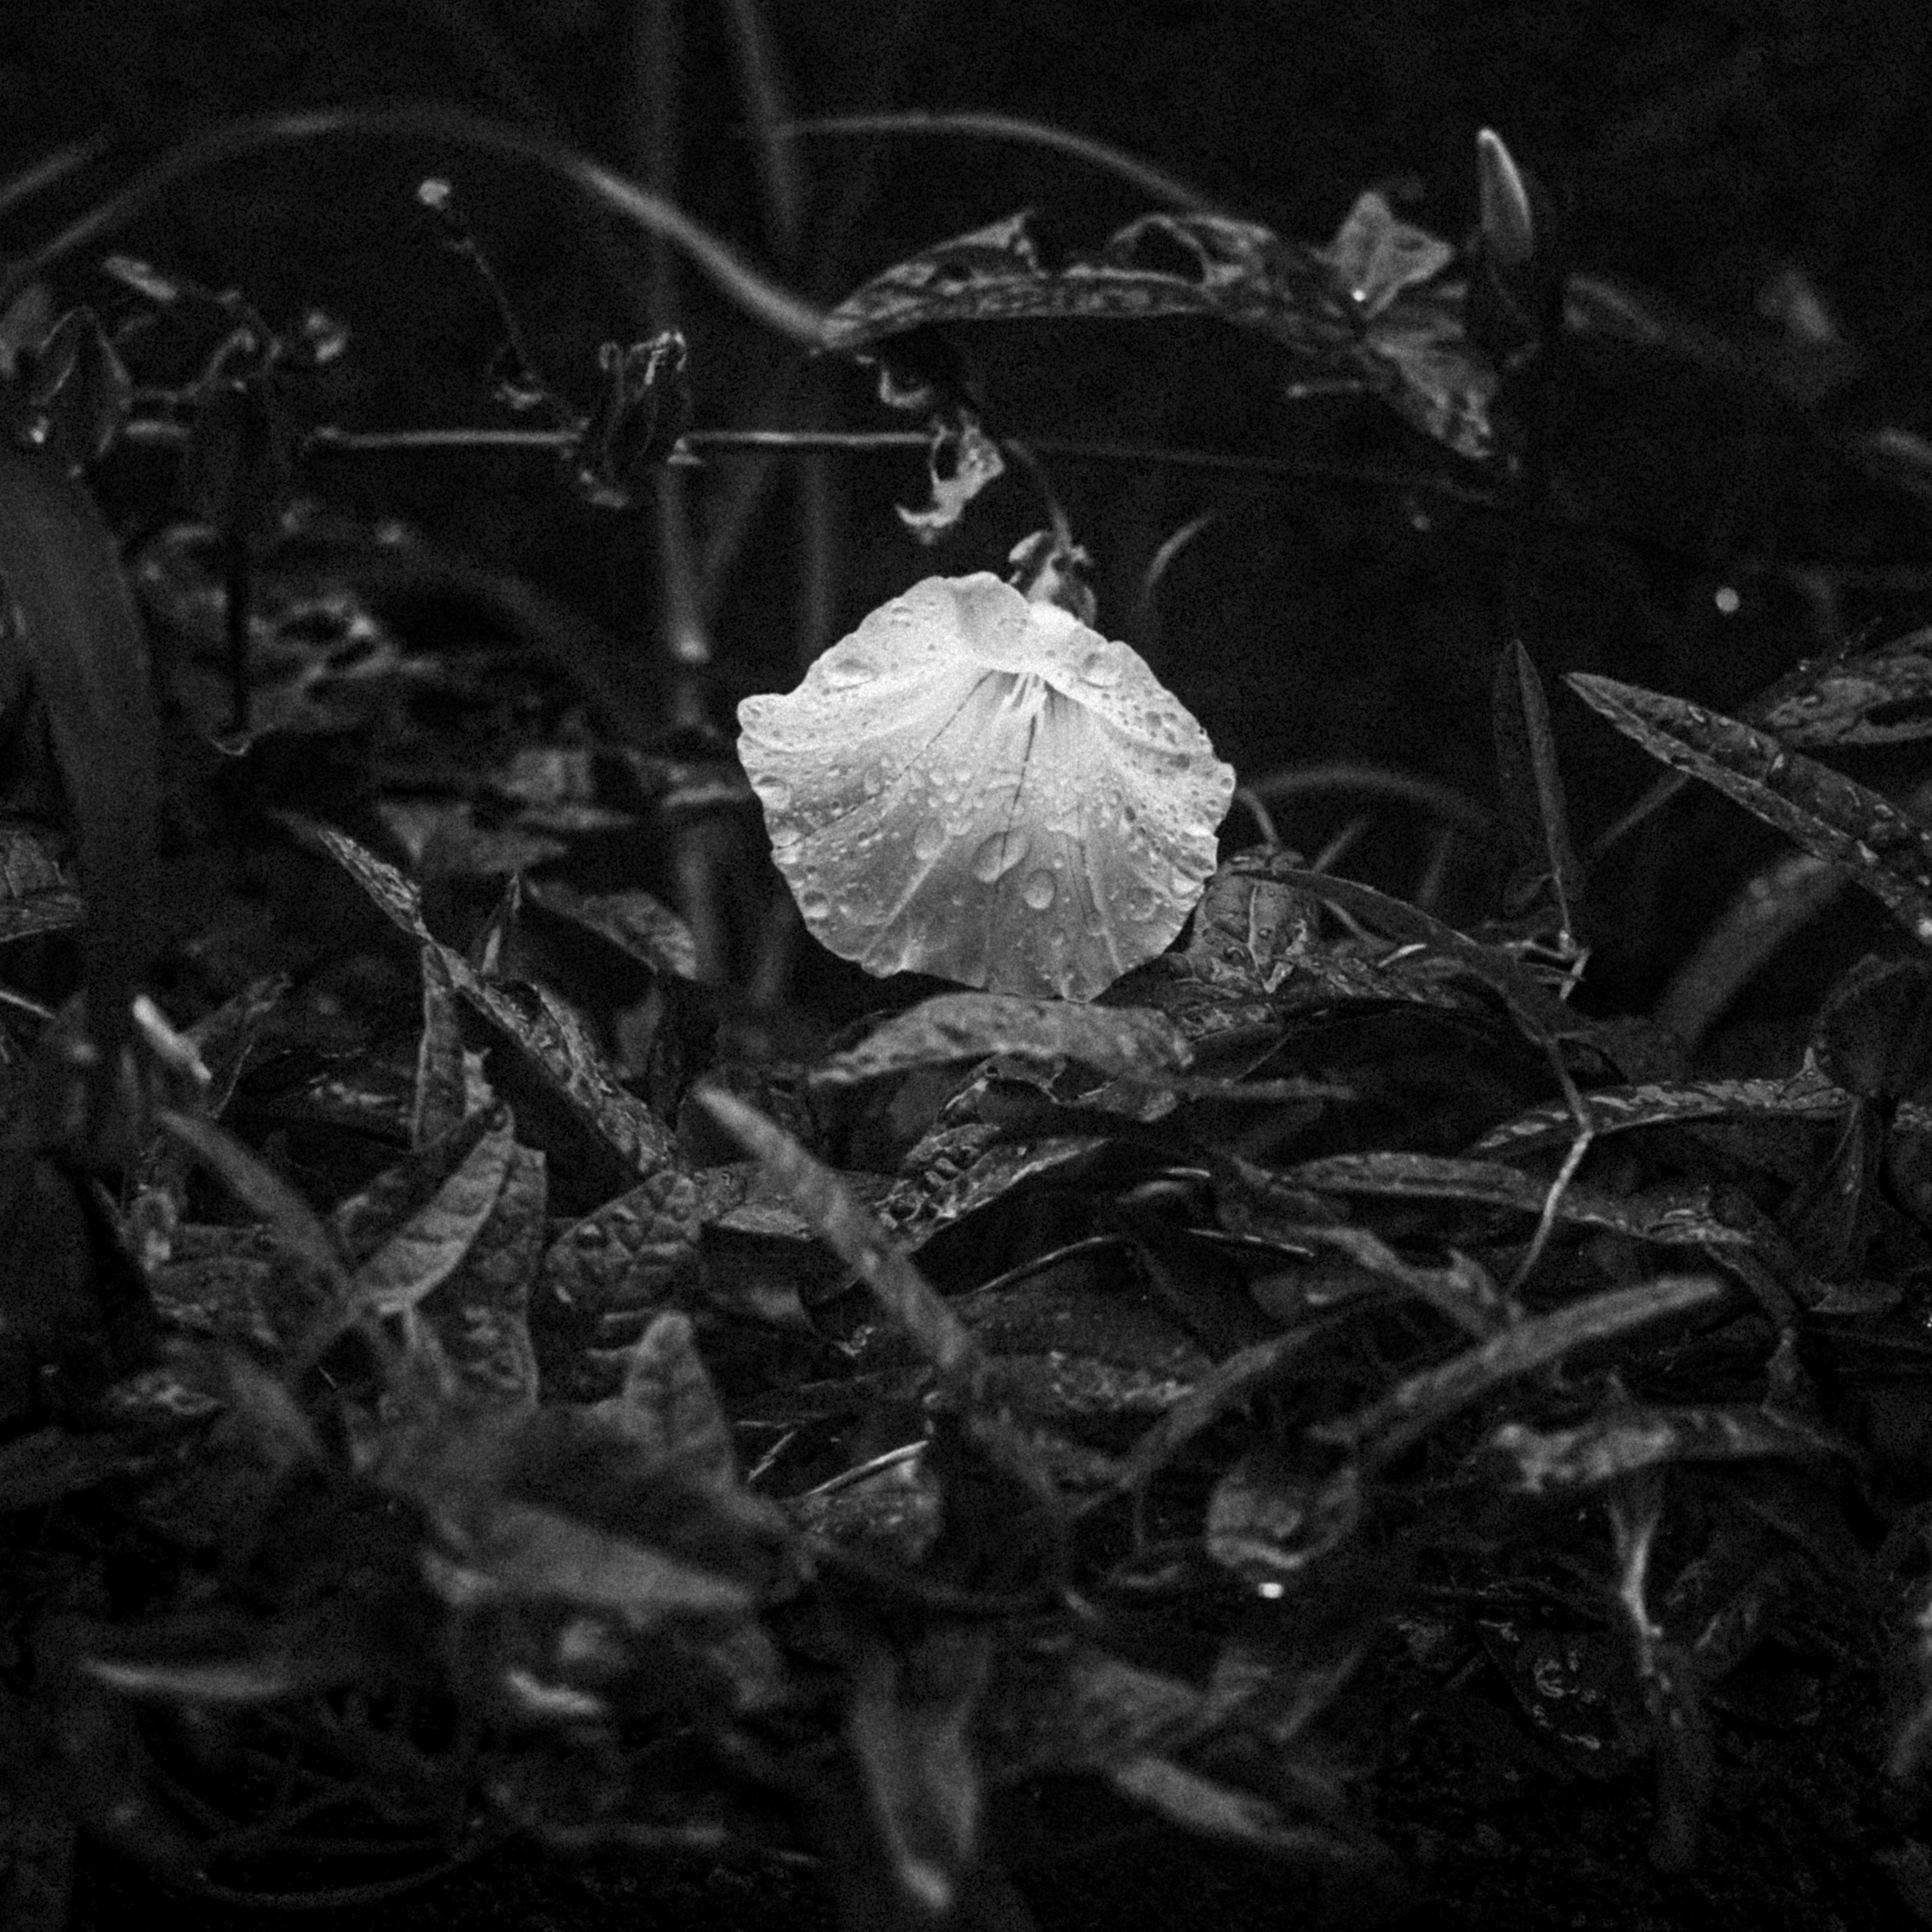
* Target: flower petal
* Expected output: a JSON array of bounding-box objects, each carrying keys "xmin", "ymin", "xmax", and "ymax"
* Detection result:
[{"xmin": 738, "ymin": 576, "xmax": 1235, "ymax": 1000}]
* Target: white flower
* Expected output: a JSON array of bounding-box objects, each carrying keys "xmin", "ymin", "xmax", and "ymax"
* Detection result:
[{"xmin": 737, "ymin": 575, "xmax": 1235, "ymax": 1001}]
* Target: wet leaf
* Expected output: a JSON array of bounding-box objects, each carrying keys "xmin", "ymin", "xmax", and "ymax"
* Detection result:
[
  {"xmin": 1760, "ymin": 624, "xmax": 1932, "ymax": 749},
  {"xmin": 1493, "ymin": 639, "xmax": 1586, "ymax": 942},
  {"xmin": 874, "ymin": 1121, "xmax": 1110, "ymax": 1248},
  {"xmin": 416, "ymin": 1138, "xmax": 546, "ymax": 1406},
  {"xmin": 1468, "ymin": 1060, "xmax": 1861, "ymax": 1158},
  {"xmin": 1567, "ymin": 674, "xmax": 1932, "ymax": 949},
  {"xmin": 739, "ymin": 575, "xmax": 1234, "ymax": 1000},
  {"xmin": 1321, "ymin": 1274, "xmax": 1726, "ymax": 1464},
  {"xmin": 524, "ymin": 877, "xmax": 701, "ymax": 983},
  {"xmin": 532, "ymin": 1166, "xmax": 702, "ymax": 1399},
  {"xmin": 339, "ymin": 1108, "xmax": 517, "ymax": 1320},
  {"xmin": 826, "ymin": 209, "xmax": 1351, "ymax": 355},
  {"xmin": 299, "ymin": 821, "xmax": 683, "ymax": 1189},
  {"xmin": 695, "ymin": 1086, "xmax": 985, "ymax": 1396},
  {"xmin": 1278, "ymin": 1152, "xmax": 1753, "ymax": 1250},
  {"xmin": 814, "ymin": 991, "xmax": 1192, "ymax": 1089}
]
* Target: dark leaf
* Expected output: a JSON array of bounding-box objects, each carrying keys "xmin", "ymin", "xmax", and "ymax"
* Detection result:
[
  {"xmin": 874, "ymin": 1121, "xmax": 1110, "ymax": 1250},
  {"xmin": 1812, "ymin": 954, "xmax": 1932, "ymax": 1105},
  {"xmin": 1107, "ymin": 1756, "xmax": 1368, "ymax": 1862},
  {"xmin": 1567, "ymin": 674, "xmax": 1932, "ymax": 949},
  {"xmin": 569, "ymin": 331, "xmax": 689, "ymax": 510},
  {"xmin": 847, "ymin": 1629, "xmax": 992, "ymax": 1921},
  {"xmin": 413, "ymin": 941, "xmax": 474, "ymax": 1147},
  {"xmin": 814, "ymin": 992, "xmax": 1192, "ymax": 1089},
  {"xmin": 414, "ymin": 1138, "xmax": 546, "ymax": 1406},
  {"xmin": 155, "ymin": 1108, "xmax": 347, "ymax": 1295},
  {"xmin": 0, "ymin": 442, "xmax": 160, "ymax": 1078},
  {"xmin": 1492, "ymin": 639, "xmax": 1586, "ymax": 942},
  {"xmin": 1320, "ymin": 1274, "xmax": 1726, "ymax": 1463},
  {"xmin": 298, "ymin": 821, "xmax": 683, "ymax": 1188},
  {"xmin": 1486, "ymin": 1404, "xmax": 1851, "ymax": 1495},
  {"xmin": 524, "ymin": 877, "xmax": 701, "ymax": 983},
  {"xmin": 1205, "ymin": 1452, "xmax": 1362, "ymax": 1589},
  {"xmin": 696, "ymin": 1087, "xmax": 985, "ymax": 1396},
  {"xmin": 1760, "ymin": 625, "xmax": 1932, "ymax": 749},
  {"xmin": 532, "ymin": 1167, "xmax": 701, "ymax": 1399},
  {"xmin": 1468, "ymin": 1060, "xmax": 1862, "ymax": 1159},
  {"xmin": 1277, "ymin": 1151, "xmax": 1753, "ymax": 1251}
]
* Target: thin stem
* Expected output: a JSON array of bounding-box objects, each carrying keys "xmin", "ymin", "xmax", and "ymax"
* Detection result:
[
  {"xmin": 0, "ymin": 134, "xmax": 112, "ymax": 223},
  {"xmin": 775, "ymin": 110, "xmax": 1222, "ymax": 214},
  {"xmin": 0, "ymin": 103, "xmax": 824, "ymax": 345}
]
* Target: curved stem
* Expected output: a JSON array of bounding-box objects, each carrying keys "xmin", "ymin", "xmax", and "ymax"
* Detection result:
[
  {"xmin": 776, "ymin": 110, "xmax": 1223, "ymax": 215},
  {"xmin": 0, "ymin": 102, "xmax": 825, "ymax": 345}
]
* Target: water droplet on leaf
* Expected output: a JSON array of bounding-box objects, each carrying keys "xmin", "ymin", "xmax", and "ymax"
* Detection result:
[{"xmin": 1022, "ymin": 869, "xmax": 1057, "ymax": 910}]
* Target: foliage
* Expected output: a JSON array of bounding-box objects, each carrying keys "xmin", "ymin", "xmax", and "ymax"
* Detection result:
[{"xmin": 4, "ymin": 15, "xmax": 1932, "ymax": 1932}]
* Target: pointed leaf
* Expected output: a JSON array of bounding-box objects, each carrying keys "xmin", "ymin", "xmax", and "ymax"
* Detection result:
[
  {"xmin": 1493, "ymin": 639, "xmax": 1585, "ymax": 941},
  {"xmin": 298, "ymin": 821, "xmax": 682, "ymax": 1184},
  {"xmin": 0, "ymin": 442, "xmax": 159, "ymax": 1070},
  {"xmin": 813, "ymin": 991, "xmax": 1192, "ymax": 1088},
  {"xmin": 1567, "ymin": 673, "xmax": 1932, "ymax": 947},
  {"xmin": 695, "ymin": 1086, "xmax": 986, "ymax": 1397}
]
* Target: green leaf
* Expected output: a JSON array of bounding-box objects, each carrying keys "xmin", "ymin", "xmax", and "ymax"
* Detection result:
[
  {"xmin": 812, "ymin": 991, "xmax": 1193, "ymax": 1089},
  {"xmin": 1567, "ymin": 673, "xmax": 1932, "ymax": 948}
]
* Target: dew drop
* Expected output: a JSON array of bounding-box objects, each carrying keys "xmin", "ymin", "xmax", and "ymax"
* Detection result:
[
  {"xmin": 1021, "ymin": 869, "xmax": 1057, "ymax": 911},
  {"xmin": 913, "ymin": 819, "xmax": 948, "ymax": 861},
  {"xmin": 971, "ymin": 829, "xmax": 1030, "ymax": 882},
  {"xmin": 821, "ymin": 649, "xmax": 880, "ymax": 689},
  {"xmin": 798, "ymin": 885, "xmax": 830, "ymax": 919},
  {"xmin": 1077, "ymin": 647, "xmax": 1123, "ymax": 688}
]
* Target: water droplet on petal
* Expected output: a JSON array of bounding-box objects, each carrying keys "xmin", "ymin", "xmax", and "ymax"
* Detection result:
[
  {"xmin": 821, "ymin": 649, "xmax": 880, "ymax": 689},
  {"xmin": 971, "ymin": 829, "xmax": 1029, "ymax": 882},
  {"xmin": 1077, "ymin": 647, "xmax": 1123, "ymax": 688},
  {"xmin": 799, "ymin": 885, "xmax": 830, "ymax": 919},
  {"xmin": 1021, "ymin": 869, "xmax": 1057, "ymax": 911}
]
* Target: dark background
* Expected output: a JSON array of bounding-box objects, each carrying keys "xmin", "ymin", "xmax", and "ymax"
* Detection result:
[{"xmin": 5, "ymin": 0, "xmax": 1932, "ymax": 1008}]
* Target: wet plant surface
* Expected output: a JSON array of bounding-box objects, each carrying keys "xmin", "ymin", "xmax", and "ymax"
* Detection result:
[{"xmin": 8, "ymin": 5, "xmax": 1932, "ymax": 1929}]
